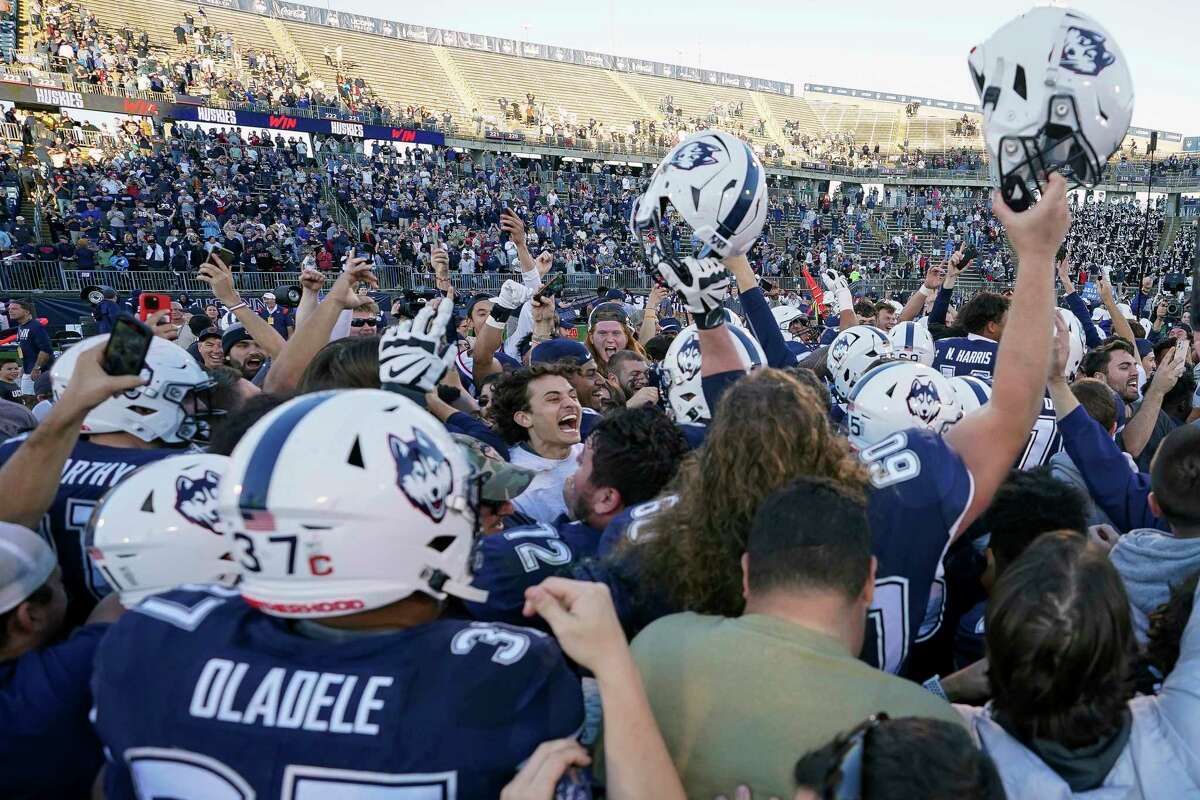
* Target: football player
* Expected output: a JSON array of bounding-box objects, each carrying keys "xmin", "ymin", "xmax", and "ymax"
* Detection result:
[
  {"xmin": 0, "ymin": 334, "xmax": 218, "ymax": 627},
  {"xmin": 91, "ymin": 390, "xmax": 585, "ymax": 798},
  {"xmin": 0, "ymin": 343, "xmax": 147, "ymax": 797},
  {"xmin": 465, "ymin": 407, "xmax": 688, "ymax": 627}
]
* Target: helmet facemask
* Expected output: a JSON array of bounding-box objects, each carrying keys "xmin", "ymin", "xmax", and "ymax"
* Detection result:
[{"xmin": 992, "ymin": 94, "xmax": 1102, "ymax": 211}]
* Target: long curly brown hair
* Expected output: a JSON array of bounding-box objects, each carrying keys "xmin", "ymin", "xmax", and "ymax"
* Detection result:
[{"xmin": 634, "ymin": 368, "xmax": 869, "ymax": 616}]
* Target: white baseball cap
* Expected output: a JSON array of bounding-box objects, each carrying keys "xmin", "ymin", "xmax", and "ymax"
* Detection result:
[
  {"xmin": 262, "ymin": 292, "xmax": 276, "ymax": 301},
  {"xmin": 0, "ymin": 523, "xmax": 56, "ymax": 614}
]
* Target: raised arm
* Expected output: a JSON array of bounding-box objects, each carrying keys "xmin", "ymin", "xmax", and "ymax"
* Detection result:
[
  {"xmin": 1121, "ymin": 341, "xmax": 1185, "ymax": 460},
  {"xmin": 726, "ymin": 254, "xmax": 796, "ymax": 368},
  {"xmin": 1057, "ymin": 258, "xmax": 1103, "ymax": 348},
  {"xmin": 0, "ymin": 346, "xmax": 144, "ymax": 529},
  {"xmin": 523, "ymin": 579, "xmax": 686, "ymax": 800},
  {"xmin": 1099, "ymin": 274, "xmax": 1136, "ymax": 346},
  {"xmin": 262, "ymin": 258, "xmax": 378, "ymax": 393},
  {"xmin": 899, "ymin": 264, "xmax": 943, "ymax": 323},
  {"xmin": 944, "ymin": 175, "xmax": 1071, "ymax": 529},
  {"xmin": 474, "ymin": 280, "xmax": 535, "ymax": 384},
  {"xmin": 639, "ymin": 285, "xmax": 667, "ymax": 344},
  {"xmin": 198, "ymin": 254, "xmax": 286, "ymax": 359}
]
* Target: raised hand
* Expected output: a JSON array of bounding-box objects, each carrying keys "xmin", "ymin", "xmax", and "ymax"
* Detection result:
[
  {"xmin": 299, "ymin": 268, "xmax": 326, "ymax": 294},
  {"xmin": 523, "ymin": 577, "xmax": 627, "ymax": 674},
  {"xmin": 197, "ymin": 252, "xmax": 240, "ymax": 307},
  {"xmin": 499, "ymin": 209, "xmax": 527, "ymax": 249},
  {"xmin": 379, "ymin": 298, "xmax": 455, "ymax": 395},
  {"xmin": 330, "ymin": 250, "xmax": 379, "ymax": 310},
  {"xmin": 495, "ymin": 278, "xmax": 535, "ymax": 311},
  {"xmin": 992, "ymin": 172, "xmax": 1072, "ymax": 264},
  {"xmin": 58, "ymin": 344, "xmax": 146, "ymax": 417},
  {"xmin": 1055, "ymin": 257, "xmax": 1075, "ymax": 295},
  {"xmin": 820, "ymin": 267, "xmax": 853, "ymax": 313},
  {"xmin": 657, "ymin": 256, "xmax": 730, "ymax": 328}
]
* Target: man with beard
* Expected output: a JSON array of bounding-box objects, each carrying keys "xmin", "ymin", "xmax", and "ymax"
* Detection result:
[
  {"xmin": 464, "ymin": 407, "xmax": 688, "ymax": 627},
  {"xmin": 1081, "ymin": 339, "xmax": 1140, "ymax": 424},
  {"xmin": 199, "ymin": 254, "xmax": 283, "ymax": 386},
  {"xmin": 221, "ymin": 327, "xmax": 267, "ymax": 382}
]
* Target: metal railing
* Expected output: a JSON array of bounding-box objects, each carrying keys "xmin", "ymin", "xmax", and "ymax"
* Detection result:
[{"xmin": 0, "ymin": 260, "xmax": 1016, "ymax": 299}]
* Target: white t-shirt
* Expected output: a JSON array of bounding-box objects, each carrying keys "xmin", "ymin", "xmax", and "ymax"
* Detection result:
[{"xmin": 509, "ymin": 442, "xmax": 584, "ymax": 524}]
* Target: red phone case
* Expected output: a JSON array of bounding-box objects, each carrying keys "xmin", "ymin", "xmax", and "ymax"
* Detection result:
[{"xmin": 138, "ymin": 293, "xmax": 172, "ymax": 321}]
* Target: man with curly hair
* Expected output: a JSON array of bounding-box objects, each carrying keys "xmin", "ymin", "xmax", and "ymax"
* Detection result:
[{"xmin": 488, "ymin": 363, "xmax": 583, "ymax": 524}]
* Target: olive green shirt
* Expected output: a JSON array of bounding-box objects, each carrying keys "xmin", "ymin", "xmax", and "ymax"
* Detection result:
[{"xmin": 631, "ymin": 612, "xmax": 964, "ymax": 799}]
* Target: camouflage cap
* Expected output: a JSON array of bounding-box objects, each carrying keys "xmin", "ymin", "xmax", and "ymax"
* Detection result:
[{"xmin": 452, "ymin": 434, "xmax": 536, "ymax": 503}]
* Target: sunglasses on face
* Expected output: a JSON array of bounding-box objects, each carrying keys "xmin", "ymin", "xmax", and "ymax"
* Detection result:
[{"xmin": 350, "ymin": 318, "xmax": 378, "ymax": 328}]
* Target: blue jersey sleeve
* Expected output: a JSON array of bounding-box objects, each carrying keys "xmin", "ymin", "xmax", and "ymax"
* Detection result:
[
  {"xmin": 930, "ymin": 286, "xmax": 953, "ymax": 328},
  {"xmin": 740, "ymin": 286, "xmax": 799, "ymax": 368},
  {"xmin": 1058, "ymin": 405, "xmax": 1164, "ymax": 532},
  {"xmin": 446, "ymin": 411, "xmax": 510, "ymax": 460},
  {"xmin": 702, "ymin": 370, "xmax": 743, "ymax": 417},
  {"xmin": 0, "ymin": 623, "xmax": 108, "ymax": 797},
  {"xmin": 953, "ymin": 601, "xmax": 987, "ymax": 671},
  {"xmin": 1063, "ymin": 293, "xmax": 1103, "ymax": 348}
]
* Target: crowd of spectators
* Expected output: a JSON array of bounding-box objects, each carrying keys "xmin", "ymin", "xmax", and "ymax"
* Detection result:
[{"xmin": 1, "ymin": 161, "xmax": 1199, "ymax": 799}]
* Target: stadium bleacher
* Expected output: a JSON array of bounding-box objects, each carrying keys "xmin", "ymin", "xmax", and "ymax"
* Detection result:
[{"xmin": 0, "ymin": 0, "xmax": 1193, "ymax": 304}]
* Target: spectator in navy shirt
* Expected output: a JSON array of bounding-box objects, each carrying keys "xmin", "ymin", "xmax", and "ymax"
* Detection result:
[
  {"xmin": 6, "ymin": 299, "xmax": 52, "ymax": 395},
  {"xmin": 258, "ymin": 292, "xmax": 293, "ymax": 339}
]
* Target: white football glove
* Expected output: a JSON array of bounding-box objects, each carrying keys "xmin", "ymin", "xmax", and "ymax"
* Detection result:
[
  {"xmin": 495, "ymin": 279, "xmax": 535, "ymax": 310},
  {"xmin": 820, "ymin": 268, "xmax": 854, "ymax": 313},
  {"xmin": 379, "ymin": 298, "xmax": 455, "ymax": 395},
  {"xmin": 657, "ymin": 256, "xmax": 730, "ymax": 328}
]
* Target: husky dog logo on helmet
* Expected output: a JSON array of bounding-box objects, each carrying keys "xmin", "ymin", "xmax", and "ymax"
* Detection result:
[
  {"xmin": 175, "ymin": 468, "xmax": 223, "ymax": 533},
  {"xmin": 829, "ymin": 332, "xmax": 857, "ymax": 364},
  {"xmin": 676, "ymin": 336, "xmax": 702, "ymax": 382},
  {"xmin": 389, "ymin": 429, "xmax": 453, "ymax": 522},
  {"xmin": 1060, "ymin": 27, "xmax": 1116, "ymax": 76},
  {"xmin": 906, "ymin": 376, "xmax": 943, "ymax": 423},
  {"xmin": 669, "ymin": 140, "xmax": 721, "ymax": 171}
]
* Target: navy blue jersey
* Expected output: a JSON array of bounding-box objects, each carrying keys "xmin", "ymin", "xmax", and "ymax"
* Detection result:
[
  {"xmin": 859, "ymin": 429, "xmax": 974, "ymax": 674},
  {"xmin": 466, "ymin": 520, "xmax": 602, "ymax": 627},
  {"xmin": 933, "ymin": 335, "xmax": 998, "ymax": 380},
  {"xmin": 0, "ymin": 437, "xmax": 179, "ymax": 627},
  {"xmin": 92, "ymin": 585, "xmax": 584, "ymax": 800},
  {"xmin": 1017, "ymin": 395, "xmax": 1063, "ymax": 470},
  {"xmin": 0, "ymin": 623, "xmax": 109, "ymax": 799}
]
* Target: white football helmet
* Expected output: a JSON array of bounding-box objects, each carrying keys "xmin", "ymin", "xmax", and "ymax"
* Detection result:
[
  {"xmin": 86, "ymin": 454, "xmax": 235, "ymax": 605},
  {"xmin": 218, "ymin": 390, "xmax": 485, "ymax": 619},
  {"xmin": 631, "ymin": 129, "xmax": 767, "ymax": 271},
  {"xmin": 772, "ymin": 305, "xmax": 808, "ymax": 342},
  {"xmin": 888, "ymin": 321, "xmax": 936, "ymax": 366},
  {"xmin": 661, "ymin": 324, "xmax": 765, "ymax": 424},
  {"xmin": 1056, "ymin": 307, "xmax": 1086, "ymax": 380},
  {"xmin": 827, "ymin": 325, "xmax": 893, "ymax": 404},
  {"xmin": 51, "ymin": 335, "xmax": 219, "ymax": 444},
  {"xmin": 969, "ymin": 7, "xmax": 1133, "ymax": 210},
  {"xmin": 950, "ymin": 375, "xmax": 994, "ymax": 415},
  {"xmin": 847, "ymin": 361, "xmax": 963, "ymax": 449}
]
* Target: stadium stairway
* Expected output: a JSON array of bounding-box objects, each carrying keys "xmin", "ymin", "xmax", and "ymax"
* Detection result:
[
  {"xmin": 748, "ymin": 91, "xmax": 791, "ymax": 153},
  {"xmin": 430, "ymin": 46, "xmax": 480, "ymax": 121},
  {"xmin": 605, "ymin": 71, "xmax": 656, "ymax": 120},
  {"xmin": 261, "ymin": 18, "xmax": 311, "ymax": 80}
]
